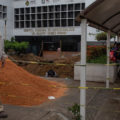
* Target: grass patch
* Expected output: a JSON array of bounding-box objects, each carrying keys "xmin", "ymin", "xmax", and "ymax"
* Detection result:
[{"xmin": 87, "ymin": 55, "xmax": 107, "ymax": 64}]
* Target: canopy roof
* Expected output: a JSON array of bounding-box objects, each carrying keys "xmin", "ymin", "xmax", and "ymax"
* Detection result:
[{"xmin": 77, "ymin": 0, "xmax": 120, "ymax": 35}]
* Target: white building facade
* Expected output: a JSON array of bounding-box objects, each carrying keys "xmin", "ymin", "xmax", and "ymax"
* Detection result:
[{"xmin": 0, "ymin": 0, "xmax": 97, "ymax": 54}]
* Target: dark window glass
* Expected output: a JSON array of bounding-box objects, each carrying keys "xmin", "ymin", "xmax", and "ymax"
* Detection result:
[
  {"xmin": 55, "ymin": 13, "xmax": 60, "ymax": 19},
  {"xmin": 49, "ymin": 20, "xmax": 54, "ymax": 27},
  {"xmin": 61, "ymin": 19, "xmax": 67, "ymax": 27},
  {"xmin": 15, "ymin": 15, "xmax": 19, "ymax": 20},
  {"xmin": 15, "ymin": 9, "xmax": 19, "ymax": 14},
  {"xmin": 61, "ymin": 5, "xmax": 67, "ymax": 11},
  {"xmin": 49, "ymin": 6, "xmax": 54, "ymax": 12},
  {"xmin": 75, "ymin": 4, "xmax": 80, "ymax": 10},
  {"xmin": 15, "ymin": 22, "xmax": 19, "ymax": 28},
  {"xmin": 55, "ymin": 5, "xmax": 60, "ymax": 11},
  {"xmin": 37, "ymin": 14, "xmax": 41, "ymax": 19},
  {"xmin": 43, "ymin": 13, "xmax": 47, "ymax": 19},
  {"xmin": 55, "ymin": 20, "xmax": 60, "ymax": 27},
  {"xmin": 37, "ymin": 7, "xmax": 41, "ymax": 13},
  {"xmin": 20, "ymin": 15, "xmax": 24, "ymax": 20},
  {"xmin": 25, "ymin": 15, "xmax": 30, "ymax": 20},
  {"xmin": 61, "ymin": 12, "xmax": 67, "ymax": 18},
  {"xmin": 20, "ymin": 8, "xmax": 24, "ymax": 14},
  {"xmin": 49, "ymin": 13, "xmax": 54, "ymax": 19},
  {"xmin": 43, "ymin": 20, "xmax": 47, "ymax": 27},
  {"xmin": 68, "ymin": 19, "xmax": 73, "ymax": 26},
  {"xmin": 20, "ymin": 21, "xmax": 24, "ymax": 28},
  {"xmin": 26, "ymin": 21, "xmax": 30, "ymax": 28},
  {"xmin": 31, "ymin": 21, "xmax": 35, "ymax": 28},
  {"xmin": 37, "ymin": 21, "xmax": 41, "ymax": 27},
  {"xmin": 68, "ymin": 12, "xmax": 73, "ymax": 18},
  {"xmin": 26, "ymin": 8, "xmax": 30, "ymax": 13},
  {"xmin": 82, "ymin": 3, "xmax": 85, "ymax": 10},
  {"xmin": 43, "ymin": 6, "xmax": 47, "ymax": 12},
  {"xmin": 31, "ymin": 7, "xmax": 35, "ymax": 13},
  {"xmin": 68, "ymin": 4, "xmax": 73, "ymax": 11},
  {"xmin": 31, "ymin": 14, "xmax": 35, "ymax": 20}
]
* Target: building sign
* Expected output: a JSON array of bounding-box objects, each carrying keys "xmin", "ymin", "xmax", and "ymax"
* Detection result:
[{"xmin": 24, "ymin": 28, "xmax": 75, "ymax": 35}]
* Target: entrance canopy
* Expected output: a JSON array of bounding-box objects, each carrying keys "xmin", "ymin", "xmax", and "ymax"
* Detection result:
[{"xmin": 77, "ymin": 0, "xmax": 120, "ymax": 35}]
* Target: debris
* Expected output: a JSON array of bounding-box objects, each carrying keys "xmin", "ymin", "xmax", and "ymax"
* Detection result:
[{"xmin": 48, "ymin": 96, "xmax": 56, "ymax": 100}]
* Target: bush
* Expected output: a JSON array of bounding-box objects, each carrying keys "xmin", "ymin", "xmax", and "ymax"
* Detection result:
[
  {"xmin": 68, "ymin": 103, "xmax": 81, "ymax": 120},
  {"xmin": 96, "ymin": 32, "xmax": 115, "ymax": 41},
  {"xmin": 5, "ymin": 40, "xmax": 29, "ymax": 54},
  {"xmin": 87, "ymin": 45, "xmax": 106, "ymax": 61}
]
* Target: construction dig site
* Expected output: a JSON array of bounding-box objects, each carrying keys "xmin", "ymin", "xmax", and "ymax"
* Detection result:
[{"xmin": 0, "ymin": 53, "xmax": 120, "ymax": 120}]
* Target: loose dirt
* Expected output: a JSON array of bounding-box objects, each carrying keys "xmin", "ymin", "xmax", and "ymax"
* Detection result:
[
  {"xmin": 0, "ymin": 59, "xmax": 67, "ymax": 106},
  {"xmin": 10, "ymin": 53, "xmax": 80, "ymax": 78}
]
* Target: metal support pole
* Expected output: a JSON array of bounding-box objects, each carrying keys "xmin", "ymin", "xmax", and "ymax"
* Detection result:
[
  {"xmin": 106, "ymin": 31, "xmax": 110, "ymax": 88},
  {"xmin": 80, "ymin": 19, "xmax": 87, "ymax": 120}
]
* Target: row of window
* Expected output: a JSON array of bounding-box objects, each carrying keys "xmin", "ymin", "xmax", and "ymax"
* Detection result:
[
  {"xmin": 15, "ymin": 19, "xmax": 80, "ymax": 28},
  {"xmin": 15, "ymin": 11, "xmax": 80, "ymax": 20},
  {"xmin": 14, "ymin": 3, "xmax": 85, "ymax": 28},
  {"xmin": 15, "ymin": 3, "xmax": 85, "ymax": 14}
]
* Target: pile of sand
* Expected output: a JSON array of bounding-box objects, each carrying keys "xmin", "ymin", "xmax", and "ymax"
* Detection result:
[{"xmin": 0, "ymin": 59, "xmax": 66, "ymax": 106}]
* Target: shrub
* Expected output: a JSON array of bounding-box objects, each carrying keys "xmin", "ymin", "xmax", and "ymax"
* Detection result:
[
  {"xmin": 96, "ymin": 32, "xmax": 115, "ymax": 41},
  {"xmin": 68, "ymin": 103, "xmax": 81, "ymax": 120},
  {"xmin": 87, "ymin": 45, "xmax": 106, "ymax": 62},
  {"xmin": 4, "ymin": 40, "xmax": 29, "ymax": 54}
]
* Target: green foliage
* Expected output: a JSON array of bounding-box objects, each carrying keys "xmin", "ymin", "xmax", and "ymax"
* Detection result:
[
  {"xmin": 87, "ymin": 55, "xmax": 107, "ymax": 64},
  {"xmin": 96, "ymin": 32, "xmax": 115, "ymax": 41},
  {"xmin": 87, "ymin": 45, "xmax": 106, "ymax": 61},
  {"xmin": 11, "ymin": 37, "xmax": 15, "ymax": 42},
  {"xmin": 96, "ymin": 32, "xmax": 107, "ymax": 41},
  {"xmin": 68, "ymin": 103, "xmax": 81, "ymax": 120},
  {"xmin": 4, "ymin": 40, "xmax": 29, "ymax": 54}
]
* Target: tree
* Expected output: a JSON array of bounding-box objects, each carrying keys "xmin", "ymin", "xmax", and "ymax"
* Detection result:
[{"xmin": 96, "ymin": 32, "xmax": 115, "ymax": 41}]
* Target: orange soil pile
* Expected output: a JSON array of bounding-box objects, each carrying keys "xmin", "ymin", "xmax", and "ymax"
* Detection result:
[{"xmin": 0, "ymin": 59, "xmax": 67, "ymax": 106}]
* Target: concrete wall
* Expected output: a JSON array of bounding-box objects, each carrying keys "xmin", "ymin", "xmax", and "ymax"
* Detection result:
[
  {"xmin": 74, "ymin": 62, "xmax": 117, "ymax": 83},
  {"xmin": 0, "ymin": 0, "xmax": 14, "ymax": 40}
]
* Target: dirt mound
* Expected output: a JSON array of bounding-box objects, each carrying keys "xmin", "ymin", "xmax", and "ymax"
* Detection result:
[
  {"xmin": 10, "ymin": 53, "xmax": 45, "ymax": 62},
  {"xmin": 0, "ymin": 59, "xmax": 67, "ymax": 106}
]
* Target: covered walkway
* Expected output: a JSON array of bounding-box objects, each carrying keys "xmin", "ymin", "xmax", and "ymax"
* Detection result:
[{"xmin": 77, "ymin": 0, "xmax": 120, "ymax": 120}]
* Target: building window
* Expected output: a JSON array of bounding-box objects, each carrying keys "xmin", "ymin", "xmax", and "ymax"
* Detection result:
[
  {"xmin": 14, "ymin": 2, "xmax": 85, "ymax": 28},
  {"xmin": 0, "ymin": 5, "xmax": 7, "ymax": 19}
]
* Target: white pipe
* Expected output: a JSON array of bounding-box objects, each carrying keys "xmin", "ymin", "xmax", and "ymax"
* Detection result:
[
  {"xmin": 106, "ymin": 31, "xmax": 110, "ymax": 88},
  {"xmin": 80, "ymin": 19, "xmax": 87, "ymax": 120}
]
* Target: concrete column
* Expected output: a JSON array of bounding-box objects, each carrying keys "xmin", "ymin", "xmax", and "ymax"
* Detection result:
[
  {"xmin": 80, "ymin": 19, "xmax": 87, "ymax": 120},
  {"xmin": 117, "ymin": 35, "xmax": 120, "ymax": 42},
  {"xmin": 106, "ymin": 31, "xmax": 110, "ymax": 88}
]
